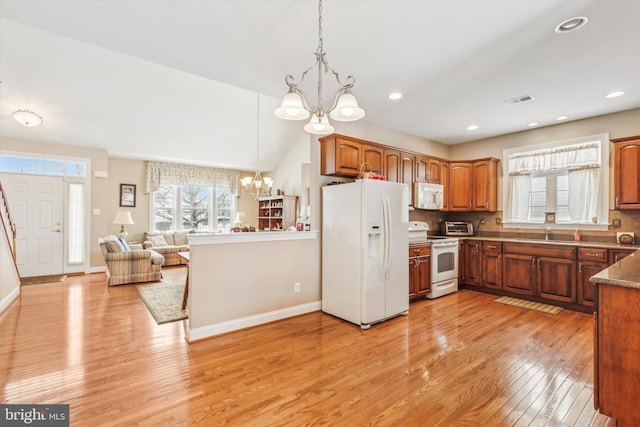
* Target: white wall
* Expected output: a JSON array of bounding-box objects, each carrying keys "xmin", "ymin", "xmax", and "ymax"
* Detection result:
[{"xmin": 0, "ymin": 218, "xmax": 21, "ymax": 314}]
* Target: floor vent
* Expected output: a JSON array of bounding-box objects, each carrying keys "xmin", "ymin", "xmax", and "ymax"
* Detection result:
[{"xmin": 505, "ymin": 94, "xmax": 534, "ymax": 106}]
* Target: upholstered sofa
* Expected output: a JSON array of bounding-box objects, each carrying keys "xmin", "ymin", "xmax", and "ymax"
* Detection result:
[
  {"xmin": 143, "ymin": 232, "xmax": 190, "ymax": 266},
  {"xmin": 99, "ymin": 236, "xmax": 164, "ymax": 286}
]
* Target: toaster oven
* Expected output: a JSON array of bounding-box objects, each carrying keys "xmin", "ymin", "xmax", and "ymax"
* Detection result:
[{"xmin": 440, "ymin": 221, "xmax": 474, "ymax": 236}]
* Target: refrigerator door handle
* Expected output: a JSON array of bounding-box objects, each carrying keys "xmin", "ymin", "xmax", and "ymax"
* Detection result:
[{"xmin": 382, "ymin": 196, "xmax": 391, "ymax": 280}]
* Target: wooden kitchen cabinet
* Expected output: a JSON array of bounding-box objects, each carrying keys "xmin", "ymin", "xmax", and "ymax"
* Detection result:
[
  {"xmin": 577, "ymin": 247, "xmax": 608, "ymax": 308},
  {"xmin": 257, "ymin": 196, "xmax": 297, "ymax": 231},
  {"xmin": 594, "ymin": 283, "xmax": 640, "ymax": 426},
  {"xmin": 482, "ymin": 241, "xmax": 502, "ymax": 289},
  {"xmin": 608, "ymin": 248, "xmax": 636, "ymax": 264},
  {"xmin": 440, "ymin": 162, "xmax": 449, "ymax": 211},
  {"xmin": 612, "ymin": 135, "xmax": 640, "ymax": 209},
  {"xmin": 501, "ymin": 242, "xmax": 576, "ymax": 302},
  {"xmin": 384, "ymin": 150, "xmax": 401, "ymax": 183},
  {"xmin": 428, "ymin": 158, "xmax": 440, "ymax": 183},
  {"xmin": 319, "ymin": 134, "xmax": 382, "ymax": 177},
  {"xmin": 463, "ymin": 240, "xmax": 482, "ymax": 286},
  {"xmin": 449, "ymin": 162, "xmax": 473, "ymax": 211},
  {"xmin": 472, "ymin": 159, "xmax": 498, "ymax": 211},
  {"xmin": 409, "ymin": 244, "xmax": 431, "ymax": 301}
]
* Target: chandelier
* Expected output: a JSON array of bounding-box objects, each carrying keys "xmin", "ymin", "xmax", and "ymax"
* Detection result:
[
  {"xmin": 274, "ymin": 0, "xmax": 365, "ymax": 135},
  {"xmin": 241, "ymin": 94, "xmax": 273, "ymax": 200}
]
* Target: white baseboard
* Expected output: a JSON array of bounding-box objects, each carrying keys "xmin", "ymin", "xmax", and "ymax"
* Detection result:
[
  {"xmin": 0, "ymin": 285, "xmax": 20, "ymax": 315},
  {"xmin": 185, "ymin": 301, "xmax": 321, "ymax": 342},
  {"xmin": 89, "ymin": 266, "xmax": 107, "ymax": 274}
]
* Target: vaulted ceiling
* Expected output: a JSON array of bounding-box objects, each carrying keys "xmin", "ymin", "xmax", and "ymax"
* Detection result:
[{"xmin": 1, "ymin": 0, "xmax": 639, "ymax": 171}]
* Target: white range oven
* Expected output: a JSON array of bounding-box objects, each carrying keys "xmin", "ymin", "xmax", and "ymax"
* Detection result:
[{"xmin": 427, "ymin": 236, "xmax": 459, "ymax": 299}]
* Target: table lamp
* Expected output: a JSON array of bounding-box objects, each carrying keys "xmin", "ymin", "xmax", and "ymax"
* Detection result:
[{"xmin": 112, "ymin": 210, "xmax": 134, "ymax": 238}]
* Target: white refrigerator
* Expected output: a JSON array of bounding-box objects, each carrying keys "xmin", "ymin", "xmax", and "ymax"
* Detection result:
[{"xmin": 322, "ymin": 180, "xmax": 409, "ymax": 329}]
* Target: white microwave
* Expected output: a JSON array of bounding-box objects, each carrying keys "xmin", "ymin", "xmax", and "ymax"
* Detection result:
[{"xmin": 413, "ymin": 182, "xmax": 444, "ymax": 210}]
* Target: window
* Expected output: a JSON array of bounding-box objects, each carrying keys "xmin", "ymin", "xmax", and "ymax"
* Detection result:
[
  {"xmin": 151, "ymin": 184, "xmax": 235, "ymax": 233},
  {"xmin": 503, "ymin": 134, "xmax": 609, "ymax": 229},
  {"xmin": 0, "ymin": 154, "xmax": 86, "ymax": 177}
]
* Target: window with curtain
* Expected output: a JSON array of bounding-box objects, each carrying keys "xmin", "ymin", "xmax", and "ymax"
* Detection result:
[
  {"xmin": 503, "ymin": 134, "xmax": 609, "ymax": 227},
  {"xmin": 146, "ymin": 161, "xmax": 239, "ymax": 233}
]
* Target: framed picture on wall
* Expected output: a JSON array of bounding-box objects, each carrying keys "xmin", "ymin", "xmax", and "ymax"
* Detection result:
[{"xmin": 120, "ymin": 184, "xmax": 136, "ymax": 207}]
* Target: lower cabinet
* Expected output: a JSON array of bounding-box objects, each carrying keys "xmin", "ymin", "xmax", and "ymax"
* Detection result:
[
  {"xmin": 463, "ymin": 240, "xmax": 482, "ymax": 286},
  {"xmin": 409, "ymin": 244, "xmax": 431, "ymax": 301},
  {"xmin": 482, "ymin": 242, "xmax": 502, "ymax": 289},
  {"xmin": 577, "ymin": 247, "xmax": 608, "ymax": 307},
  {"xmin": 502, "ymin": 254, "xmax": 537, "ymax": 295}
]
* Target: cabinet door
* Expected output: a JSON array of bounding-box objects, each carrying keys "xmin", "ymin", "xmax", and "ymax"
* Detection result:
[
  {"xmin": 449, "ymin": 163, "xmax": 473, "ymax": 211},
  {"xmin": 537, "ymin": 256, "xmax": 576, "ymax": 303},
  {"xmin": 427, "ymin": 158, "xmax": 440, "ymax": 183},
  {"xmin": 409, "ymin": 258, "xmax": 418, "ymax": 300},
  {"xmin": 384, "ymin": 150, "xmax": 401, "ymax": 182},
  {"xmin": 414, "ymin": 155, "xmax": 429, "ymax": 182},
  {"xmin": 401, "ymin": 153, "xmax": 414, "ymax": 184},
  {"xmin": 464, "ymin": 241, "xmax": 482, "ymax": 286},
  {"xmin": 335, "ymin": 138, "xmax": 362, "ymax": 176},
  {"xmin": 472, "ymin": 159, "xmax": 498, "ymax": 211},
  {"xmin": 578, "ymin": 261, "xmax": 607, "ymax": 307},
  {"xmin": 608, "ymin": 249, "xmax": 635, "ymax": 265},
  {"xmin": 440, "ymin": 162, "xmax": 449, "ymax": 211},
  {"xmin": 502, "ymin": 254, "xmax": 536, "ymax": 295},
  {"xmin": 416, "ymin": 255, "xmax": 431, "ymax": 298},
  {"xmin": 483, "ymin": 252, "xmax": 502, "ymax": 289},
  {"xmin": 362, "ymin": 144, "xmax": 384, "ymax": 174},
  {"xmin": 614, "ymin": 138, "xmax": 640, "ymax": 209}
]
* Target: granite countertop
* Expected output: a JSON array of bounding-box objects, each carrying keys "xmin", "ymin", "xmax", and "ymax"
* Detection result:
[
  {"xmin": 462, "ymin": 236, "xmax": 640, "ymax": 250},
  {"xmin": 590, "ymin": 251, "xmax": 640, "ymax": 290}
]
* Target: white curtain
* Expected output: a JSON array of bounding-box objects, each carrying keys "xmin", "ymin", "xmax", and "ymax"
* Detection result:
[
  {"xmin": 568, "ymin": 168, "xmax": 600, "ymax": 222},
  {"xmin": 509, "ymin": 174, "xmax": 531, "ymax": 221},
  {"xmin": 145, "ymin": 161, "xmax": 240, "ymax": 194},
  {"xmin": 508, "ymin": 142, "xmax": 600, "ymax": 174}
]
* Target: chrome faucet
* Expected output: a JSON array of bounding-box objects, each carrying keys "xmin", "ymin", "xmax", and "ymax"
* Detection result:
[{"xmin": 541, "ymin": 226, "xmax": 551, "ymax": 240}]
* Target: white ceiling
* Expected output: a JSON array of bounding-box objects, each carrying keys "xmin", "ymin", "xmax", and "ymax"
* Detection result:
[{"xmin": 1, "ymin": 0, "xmax": 639, "ymax": 171}]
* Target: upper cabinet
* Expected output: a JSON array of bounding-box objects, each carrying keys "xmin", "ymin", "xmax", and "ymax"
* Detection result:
[
  {"xmin": 613, "ymin": 136, "xmax": 640, "ymax": 209},
  {"xmin": 448, "ymin": 159, "xmax": 499, "ymax": 212},
  {"xmin": 320, "ymin": 134, "xmax": 383, "ymax": 177}
]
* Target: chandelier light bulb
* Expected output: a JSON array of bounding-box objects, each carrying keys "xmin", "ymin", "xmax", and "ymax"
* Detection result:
[
  {"xmin": 304, "ymin": 114, "xmax": 334, "ymax": 135},
  {"xmin": 274, "ymin": 91, "xmax": 309, "ymax": 120},
  {"xmin": 330, "ymin": 92, "xmax": 365, "ymax": 122}
]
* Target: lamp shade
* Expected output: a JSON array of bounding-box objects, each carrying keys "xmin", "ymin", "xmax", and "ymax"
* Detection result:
[
  {"xmin": 330, "ymin": 93, "xmax": 365, "ymax": 122},
  {"xmin": 13, "ymin": 110, "xmax": 43, "ymax": 127},
  {"xmin": 112, "ymin": 210, "xmax": 134, "ymax": 225},
  {"xmin": 303, "ymin": 114, "xmax": 334, "ymax": 135},
  {"xmin": 274, "ymin": 91, "xmax": 310, "ymax": 120}
]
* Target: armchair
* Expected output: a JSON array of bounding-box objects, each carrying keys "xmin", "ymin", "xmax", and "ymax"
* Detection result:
[{"xmin": 99, "ymin": 236, "xmax": 164, "ymax": 286}]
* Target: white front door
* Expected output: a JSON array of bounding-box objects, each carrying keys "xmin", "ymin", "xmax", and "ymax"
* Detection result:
[{"xmin": 1, "ymin": 173, "xmax": 64, "ymax": 277}]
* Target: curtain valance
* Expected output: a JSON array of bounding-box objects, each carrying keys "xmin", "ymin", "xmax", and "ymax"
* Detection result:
[
  {"xmin": 145, "ymin": 161, "xmax": 240, "ymax": 194},
  {"xmin": 508, "ymin": 141, "xmax": 600, "ymax": 175}
]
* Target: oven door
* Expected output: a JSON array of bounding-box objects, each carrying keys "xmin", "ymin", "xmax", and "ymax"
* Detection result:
[{"xmin": 431, "ymin": 241, "xmax": 459, "ymax": 283}]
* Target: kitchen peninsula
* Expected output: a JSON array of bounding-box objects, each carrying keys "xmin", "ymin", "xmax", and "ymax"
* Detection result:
[
  {"xmin": 184, "ymin": 231, "xmax": 320, "ymax": 342},
  {"xmin": 590, "ymin": 251, "xmax": 640, "ymax": 426}
]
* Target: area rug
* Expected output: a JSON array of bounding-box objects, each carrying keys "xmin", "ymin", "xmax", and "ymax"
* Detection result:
[
  {"xmin": 20, "ymin": 274, "xmax": 67, "ymax": 285},
  {"xmin": 494, "ymin": 296, "xmax": 564, "ymax": 314},
  {"xmin": 136, "ymin": 280, "xmax": 187, "ymax": 324}
]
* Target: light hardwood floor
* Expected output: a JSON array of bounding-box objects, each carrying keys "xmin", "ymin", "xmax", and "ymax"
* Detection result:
[{"xmin": 0, "ymin": 267, "xmax": 614, "ymax": 426}]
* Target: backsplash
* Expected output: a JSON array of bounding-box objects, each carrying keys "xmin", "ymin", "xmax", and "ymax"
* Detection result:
[{"xmin": 409, "ymin": 209, "xmax": 640, "ymax": 244}]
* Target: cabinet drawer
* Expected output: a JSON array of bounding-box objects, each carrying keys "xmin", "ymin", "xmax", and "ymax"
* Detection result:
[
  {"xmin": 409, "ymin": 245, "xmax": 431, "ymax": 257},
  {"xmin": 483, "ymin": 241, "xmax": 502, "ymax": 253},
  {"xmin": 502, "ymin": 242, "xmax": 576, "ymax": 259},
  {"xmin": 578, "ymin": 247, "xmax": 608, "ymax": 262}
]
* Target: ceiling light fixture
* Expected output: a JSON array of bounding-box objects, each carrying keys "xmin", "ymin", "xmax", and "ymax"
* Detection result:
[
  {"xmin": 274, "ymin": 0, "xmax": 364, "ymax": 135},
  {"xmin": 555, "ymin": 16, "xmax": 589, "ymax": 34},
  {"xmin": 12, "ymin": 110, "xmax": 43, "ymax": 127},
  {"xmin": 467, "ymin": 125, "xmax": 479, "ymax": 131},
  {"xmin": 241, "ymin": 94, "xmax": 273, "ymax": 200},
  {"xmin": 605, "ymin": 91, "xmax": 625, "ymax": 98},
  {"xmin": 389, "ymin": 92, "xmax": 403, "ymax": 100},
  {"xmin": 556, "ymin": 116, "xmax": 568, "ymax": 121}
]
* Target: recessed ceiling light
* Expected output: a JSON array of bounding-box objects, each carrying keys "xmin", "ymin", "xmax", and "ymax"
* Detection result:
[
  {"xmin": 605, "ymin": 91, "xmax": 625, "ymax": 98},
  {"xmin": 555, "ymin": 16, "xmax": 589, "ymax": 34},
  {"xmin": 528, "ymin": 122, "xmax": 539, "ymax": 127},
  {"xmin": 467, "ymin": 125, "xmax": 479, "ymax": 131},
  {"xmin": 556, "ymin": 116, "xmax": 568, "ymax": 121},
  {"xmin": 388, "ymin": 92, "xmax": 403, "ymax": 100}
]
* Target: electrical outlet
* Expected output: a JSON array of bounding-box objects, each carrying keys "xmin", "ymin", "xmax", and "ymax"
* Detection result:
[
  {"xmin": 612, "ymin": 218, "xmax": 621, "ymax": 227},
  {"xmin": 294, "ymin": 282, "xmax": 301, "ymax": 293},
  {"xmin": 495, "ymin": 218, "xmax": 502, "ymax": 224}
]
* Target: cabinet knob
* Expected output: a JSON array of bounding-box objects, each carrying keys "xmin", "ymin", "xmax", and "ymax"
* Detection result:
[
  {"xmin": 579, "ymin": 262, "xmax": 583, "ymax": 273},
  {"xmin": 615, "ymin": 197, "xmax": 619, "ymax": 208}
]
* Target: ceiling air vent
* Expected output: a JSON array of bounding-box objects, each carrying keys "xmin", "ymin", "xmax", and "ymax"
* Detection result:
[{"xmin": 505, "ymin": 94, "xmax": 535, "ymax": 106}]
